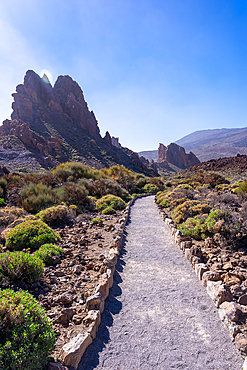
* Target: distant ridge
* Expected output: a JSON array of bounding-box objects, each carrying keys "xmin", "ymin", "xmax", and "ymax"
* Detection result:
[
  {"xmin": 175, "ymin": 127, "xmax": 247, "ymax": 162},
  {"xmin": 139, "ymin": 127, "xmax": 247, "ymax": 163},
  {"xmin": 138, "ymin": 150, "xmax": 158, "ymax": 162}
]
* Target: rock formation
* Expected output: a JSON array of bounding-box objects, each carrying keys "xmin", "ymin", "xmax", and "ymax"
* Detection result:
[
  {"xmin": 157, "ymin": 143, "xmax": 200, "ymax": 169},
  {"xmin": 0, "ymin": 70, "xmax": 157, "ymax": 175},
  {"xmin": 11, "ymin": 70, "xmax": 100, "ymax": 141}
]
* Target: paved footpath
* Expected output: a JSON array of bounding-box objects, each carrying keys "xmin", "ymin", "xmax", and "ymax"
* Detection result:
[{"xmin": 78, "ymin": 196, "xmax": 243, "ymax": 370}]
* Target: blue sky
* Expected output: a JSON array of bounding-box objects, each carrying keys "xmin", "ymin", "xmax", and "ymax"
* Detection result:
[{"xmin": 1, "ymin": 0, "xmax": 247, "ymax": 151}]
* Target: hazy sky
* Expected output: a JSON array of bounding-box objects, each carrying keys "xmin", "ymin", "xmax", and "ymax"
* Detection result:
[{"xmin": 1, "ymin": 0, "xmax": 247, "ymax": 151}]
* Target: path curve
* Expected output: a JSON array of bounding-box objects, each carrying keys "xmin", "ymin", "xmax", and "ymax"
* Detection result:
[{"xmin": 78, "ymin": 196, "xmax": 243, "ymax": 370}]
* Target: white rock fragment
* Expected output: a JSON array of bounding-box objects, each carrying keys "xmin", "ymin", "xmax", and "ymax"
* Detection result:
[{"xmin": 61, "ymin": 333, "xmax": 92, "ymax": 369}]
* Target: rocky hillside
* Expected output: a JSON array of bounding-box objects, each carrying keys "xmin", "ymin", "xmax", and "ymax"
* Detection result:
[
  {"xmin": 0, "ymin": 70, "xmax": 156, "ymax": 175},
  {"xmin": 187, "ymin": 153, "xmax": 247, "ymax": 174},
  {"xmin": 176, "ymin": 127, "xmax": 247, "ymax": 162}
]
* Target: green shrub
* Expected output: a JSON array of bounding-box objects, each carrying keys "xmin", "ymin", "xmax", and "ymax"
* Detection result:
[
  {"xmin": 20, "ymin": 183, "xmax": 55, "ymax": 213},
  {"xmin": 6, "ymin": 220, "xmax": 60, "ymax": 251},
  {"xmin": 160, "ymin": 199, "xmax": 171, "ymax": 208},
  {"xmin": 91, "ymin": 217, "xmax": 103, "ymax": 224},
  {"xmin": 102, "ymin": 207, "xmax": 116, "ymax": 215},
  {"xmin": 0, "ymin": 251, "xmax": 44, "ymax": 284},
  {"xmin": 96, "ymin": 195, "xmax": 126, "ymax": 212},
  {"xmin": 34, "ymin": 244, "xmax": 63, "ymax": 266},
  {"xmin": 35, "ymin": 205, "xmax": 73, "ymax": 226},
  {"xmin": 0, "ymin": 198, "xmax": 5, "ymax": 207},
  {"xmin": 172, "ymin": 200, "xmax": 211, "ymax": 225},
  {"xmin": 53, "ymin": 162, "xmax": 99, "ymax": 181},
  {"xmin": 54, "ymin": 182, "xmax": 89, "ymax": 206},
  {"xmin": 203, "ymin": 172, "xmax": 229, "ymax": 187},
  {"xmin": 178, "ymin": 216, "xmax": 206, "ymax": 240},
  {"xmin": 204, "ymin": 209, "xmax": 228, "ymax": 232},
  {"xmin": 0, "ymin": 289, "xmax": 55, "ymax": 370},
  {"xmin": 142, "ymin": 184, "xmax": 159, "ymax": 194},
  {"xmin": 178, "ymin": 209, "xmax": 239, "ymax": 241}
]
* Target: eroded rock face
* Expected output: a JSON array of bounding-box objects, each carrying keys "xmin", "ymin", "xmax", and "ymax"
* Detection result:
[
  {"xmin": 0, "ymin": 70, "xmax": 158, "ymax": 175},
  {"xmin": 157, "ymin": 142, "xmax": 200, "ymax": 169},
  {"xmin": 11, "ymin": 70, "xmax": 101, "ymax": 140}
]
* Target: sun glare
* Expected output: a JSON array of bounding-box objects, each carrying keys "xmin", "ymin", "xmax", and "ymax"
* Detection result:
[{"xmin": 40, "ymin": 69, "xmax": 53, "ymax": 84}]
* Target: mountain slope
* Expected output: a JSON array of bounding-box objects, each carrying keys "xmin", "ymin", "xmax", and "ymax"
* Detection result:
[
  {"xmin": 138, "ymin": 150, "xmax": 158, "ymax": 162},
  {"xmin": 175, "ymin": 127, "xmax": 247, "ymax": 162}
]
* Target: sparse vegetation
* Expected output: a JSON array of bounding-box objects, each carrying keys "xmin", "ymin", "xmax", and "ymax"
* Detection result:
[
  {"xmin": 34, "ymin": 205, "xmax": 73, "ymax": 226},
  {"xmin": 0, "ymin": 251, "xmax": 44, "ymax": 284},
  {"xmin": 96, "ymin": 194, "xmax": 126, "ymax": 213},
  {"xmin": 6, "ymin": 220, "xmax": 60, "ymax": 251},
  {"xmin": 0, "ymin": 289, "xmax": 55, "ymax": 370},
  {"xmin": 33, "ymin": 244, "xmax": 63, "ymax": 266},
  {"xmin": 91, "ymin": 217, "xmax": 103, "ymax": 224}
]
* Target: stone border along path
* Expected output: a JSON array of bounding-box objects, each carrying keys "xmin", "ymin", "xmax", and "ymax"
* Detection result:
[
  {"xmin": 50, "ymin": 197, "xmax": 136, "ymax": 370},
  {"xmin": 76, "ymin": 195, "xmax": 244, "ymax": 370}
]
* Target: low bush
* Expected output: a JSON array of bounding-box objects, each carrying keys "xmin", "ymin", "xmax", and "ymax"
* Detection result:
[
  {"xmin": 203, "ymin": 172, "xmax": 229, "ymax": 187},
  {"xmin": 96, "ymin": 195, "xmax": 126, "ymax": 212},
  {"xmin": 53, "ymin": 161, "xmax": 102, "ymax": 181},
  {"xmin": 235, "ymin": 181, "xmax": 247, "ymax": 200},
  {"xmin": 178, "ymin": 208, "xmax": 240, "ymax": 241},
  {"xmin": 142, "ymin": 183, "xmax": 159, "ymax": 194},
  {"xmin": 102, "ymin": 206, "xmax": 116, "ymax": 215},
  {"xmin": 91, "ymin": 217, "xmax": 103, "ymax": 224},
  {"xmin": 54, "ymin": 182, "xmax": 89, "ymax": 206},
  {"xmin": 0, "ymin": 251, "xmax": 44, "ymax": 284},
  {"xmin": 6, "ymin": 220, "xmax": 60, "ymax": 251},
  {"xmin": 20, "ymin": 183, "xmax": 55, "ymax": 213},
  {"xmin": 35, "ymin": 205, "xmax": 73, "ymax": 226},
  {"xmin": 34, "ymin": 244, "xmax": 63, "ymax": 266},
  {"xmin": 178, "ymin": 216, "xmax": 206, "ymax": 240},
  {"xmin": 172, "ymin": 200, "xmax": 211, "ymax": 225},
  {"xmin": 0, "ymin": 289, "xmax": 55, "ymax": 370}
]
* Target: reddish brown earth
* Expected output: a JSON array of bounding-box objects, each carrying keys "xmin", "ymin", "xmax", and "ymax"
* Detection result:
[{"xmin": 187, "ymin": 154, "xmax": 247, "ymax": 174}]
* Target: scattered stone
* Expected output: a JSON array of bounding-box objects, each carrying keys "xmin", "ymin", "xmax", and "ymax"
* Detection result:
[
  {"xmin": 55, "ymin": 292, "xmax": 74, "ymax": 305},
  {"xmin": 213, "ymin": 284, "xmax": 232, "ymax": 308},
  {"xmin": 61, "ymin": 333, "xmax": 92, "ymax": 369},
  {"xmin": 223, "ymin": 272, "xmax": 244, "ymax": 287},
  {"xmin": 86, "ymin": 292, "xmax": 104, "ymax": 313},
  {"xmin": 206, "ymin": 280, "xmax": 222, "ymax": 301},
  {"xmin": 219, "ymin": 301, "xmax": 242, "ymax": 323},
  {"xmin": 73, "ymin": 314, "xmax": 84, "ymax": 325},
  {"xmin": 195, "ymin": 263, "xmax": 209, "ymax": 280},
  {"xmin": 238, "ymin": 294, "xmax": 247, "ymax": 305},
  {"xmin": 94, "ymin": 273, "xmax": 109, "ymax": 300},
  {"xmin": 235, "ymin": 333, "xmax": 247, "ymax": 355},
  {"xmin": 55, "ymin": 308, "xmax": 75, "ymax": 325},
  {"xmin": 83, "ymin": 310, "xmax": 101, "ymax": 339},
  {"xmin": 202, "ymin": 271, "xmax": 221, "ymax": 287},
  {"xmin": 228, "ymin": 322, "xmax": 241, "ymax": 340}
]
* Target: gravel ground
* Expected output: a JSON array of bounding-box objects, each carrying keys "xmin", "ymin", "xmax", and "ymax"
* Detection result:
[{"xmin": 78, "ymin": 196, "xmax": 243, "ymax": 370}]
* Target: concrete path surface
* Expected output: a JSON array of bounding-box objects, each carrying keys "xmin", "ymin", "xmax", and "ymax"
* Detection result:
[{"xmin": 78, "ymin": 196, "xmax": 243, "ymax": 370}]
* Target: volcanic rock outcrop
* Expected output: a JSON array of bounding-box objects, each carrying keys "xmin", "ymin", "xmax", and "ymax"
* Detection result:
[
  {"xmin": 0, "ymin": 70, "xmax": 157, "ymax": 175},
  {"xmin": 157, "ymin": 142, "xmax": 200, "ymax": 169}
]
